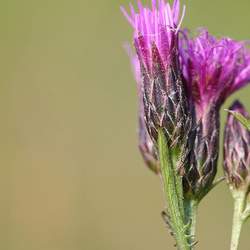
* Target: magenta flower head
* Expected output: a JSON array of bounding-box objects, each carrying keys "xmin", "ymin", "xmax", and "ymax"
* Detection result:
[
  {"xmin": 121, "ymin": 0, "xmax": 184, "ymax": 71},
  {"xmin": 121, "ymin": 0, "xmax": 193, "ymax": 153},
  {"xmin": 180, "ymin": 30, "xmax": 250, "ymax": 119},
  {"xmin": 179, "ymin": 30, "xmax": 250, "ymax": 199},
  {"xmin": 224, "ymin": 101, "xmax": 250, "ymax": 190}
]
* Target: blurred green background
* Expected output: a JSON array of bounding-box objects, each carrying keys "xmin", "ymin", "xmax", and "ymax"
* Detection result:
[{"xmin": 1, "ymin": 0, "xmax": 250, "ymax": 249}]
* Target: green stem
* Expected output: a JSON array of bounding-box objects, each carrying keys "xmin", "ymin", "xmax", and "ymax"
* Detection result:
[
  {"xmin": 230, "ymin": 192, "xmax": 245, "ymax": 250},
  {"xmin": 158, "ymin": 129, "xmax": 190, "ymax": 250},
  {"xmin": 184, "ymin": 199, "xmax": 198, "ymax": 248}
]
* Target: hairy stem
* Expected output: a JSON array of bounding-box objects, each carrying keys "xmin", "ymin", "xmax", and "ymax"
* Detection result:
[
  {"xmin": 230, "ymin": 191, "xmax": 245, "ymax": 250},
  {"xmin": 158, "ymin": 129, "xmax": 190, "ymax": 250}
]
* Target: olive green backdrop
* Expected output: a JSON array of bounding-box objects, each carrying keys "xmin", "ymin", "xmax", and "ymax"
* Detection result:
[{"xmin": 1, "ymin": 0, "xmax": 250, "ymax": 249}]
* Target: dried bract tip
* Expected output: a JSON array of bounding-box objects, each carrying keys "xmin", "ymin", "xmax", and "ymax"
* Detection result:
[{"xmin": 224, "ymin": 101, "xmax": 250, "ymax": 190}]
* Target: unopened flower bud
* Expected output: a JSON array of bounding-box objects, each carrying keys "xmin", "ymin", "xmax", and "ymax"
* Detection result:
[{"xmin": 224, "ymin": 101, "xmax": 250, "ymax": 190}]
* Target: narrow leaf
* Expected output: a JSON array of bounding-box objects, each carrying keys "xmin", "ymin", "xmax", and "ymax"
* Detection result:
[{"xmin": 225, "ymin": 109, "xmax": 250, "ymax": 131}]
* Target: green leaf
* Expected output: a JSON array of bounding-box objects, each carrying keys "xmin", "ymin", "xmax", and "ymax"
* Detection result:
[{"xmin": 226, "ymin": 109, "xmax": 250, "ymax": 131}]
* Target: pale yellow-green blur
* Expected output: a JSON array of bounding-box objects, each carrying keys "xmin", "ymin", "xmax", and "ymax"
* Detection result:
[{"xmin": 1, "ymin": 0, "xmax": 250, "ymax": 249}]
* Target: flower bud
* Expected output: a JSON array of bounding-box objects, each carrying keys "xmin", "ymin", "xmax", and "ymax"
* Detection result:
[{"xmin": 224, "ymin": 101, "xmax": 250, "ymax": 190}]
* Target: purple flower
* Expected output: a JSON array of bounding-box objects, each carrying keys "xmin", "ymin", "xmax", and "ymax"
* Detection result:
[
  {"xmin": 224, "ymin": 101, "xmax": 250, "ymax": 189},
  {"xmin": 179, "ymin": 30, "xmax": 250, "ymax": 199},
  {"xmin": 121, "ymin": 0, "xmax": 192, "ymax": 149},
  {"xmin": 180, "ymin": 30, "xmax": 250, "ymax": 119}
]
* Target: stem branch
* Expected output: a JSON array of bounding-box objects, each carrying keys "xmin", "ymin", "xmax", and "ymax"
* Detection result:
[
  {"xmin": 230, "ymin": 192, "xmax": 245, "ymax": 250},
  {"xmin": 184, "ymin": 199, "xmax": 198, "ymax": 245}
]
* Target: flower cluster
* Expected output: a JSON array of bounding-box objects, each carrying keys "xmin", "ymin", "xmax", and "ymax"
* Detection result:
[{"xmin": 121, "ymin": 0, "xmax": 250, "ymax": 199}]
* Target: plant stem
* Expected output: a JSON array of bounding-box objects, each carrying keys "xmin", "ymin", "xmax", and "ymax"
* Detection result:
[
  {"xmin": 158, "ymin": 129, "xmax": 190, "ymax": 250},
  {"xmin": 230, "ymin": 191, "xmax": 245, "ymax": 250},
  {"xmin": 184, "ymin": 199, "xmax": 198, "ymax": 248}
]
